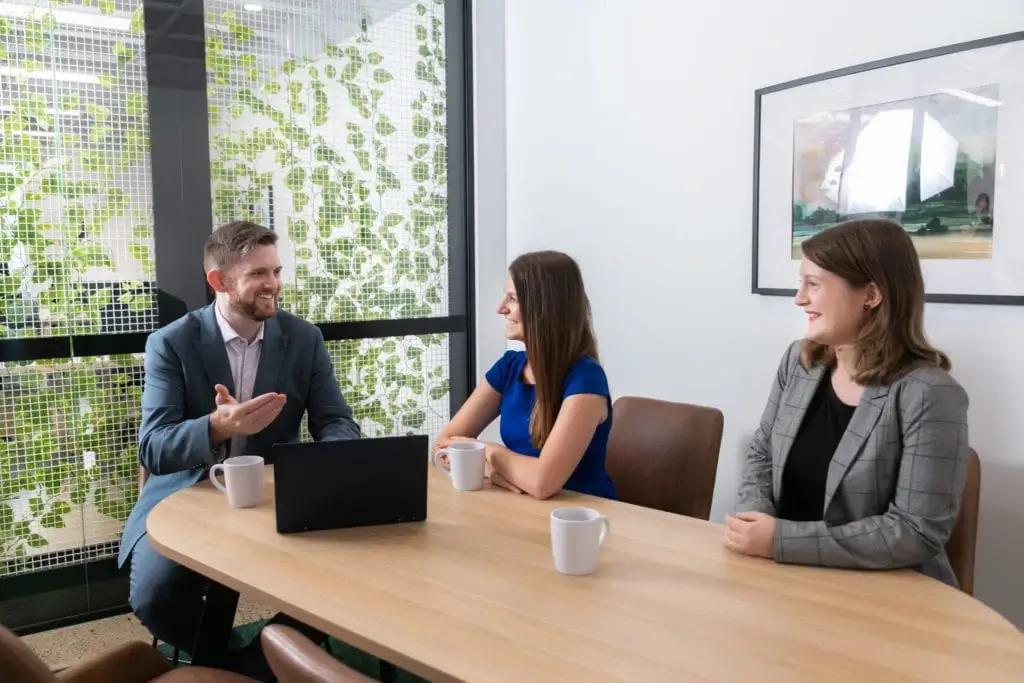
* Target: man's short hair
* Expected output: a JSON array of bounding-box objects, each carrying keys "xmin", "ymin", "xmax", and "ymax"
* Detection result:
[{"xmin": 203, "ymin": 221, "xmax": 277, "ymax": 272}]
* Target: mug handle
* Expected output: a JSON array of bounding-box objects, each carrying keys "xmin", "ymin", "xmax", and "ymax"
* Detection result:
[
  {"xmin": 209, "ymin": 464, "xmax": 228, "ymax": 494},
  {"xmin": 598, "ymin": 515, "xmax": 611, "ymax": 548},
  {"xmin": 431, "ymin": 449, "xmax": 453, "ymax": 480}
]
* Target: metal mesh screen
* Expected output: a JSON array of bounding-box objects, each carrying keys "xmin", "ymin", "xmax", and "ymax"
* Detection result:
[
  {"xmin": 0, "ymin": 354, "xmax": 144, "ymax": 575},
  {"xmin": 1, "ymin": 0, "xmax": 154, "ymax": 574},
  {"xmin": 204, "ymin": 0, "xmax": 450, "ymax": 324},
  {"xmin": 315, "ymin": 334, "xmax": 450, "ymax": 440},
  {"xmin": 1, "ymin": 0, "xmax": 457, "ymax": 577},
  {"xmin": 0, "ymin": 1, "xmax": 156, "ymax": 337},
  {"xmin": 204, "ymin": 1, "xmax": 453, "ymax": 442}
]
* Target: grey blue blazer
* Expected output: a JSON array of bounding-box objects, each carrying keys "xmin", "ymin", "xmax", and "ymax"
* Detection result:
[
  {"xmin": 734, "ymin": 340, "xmax": 970, "ymax": 586},
  {"xmin": 117, "ymin": 304, "xmax": 361, "ymax": 568}
]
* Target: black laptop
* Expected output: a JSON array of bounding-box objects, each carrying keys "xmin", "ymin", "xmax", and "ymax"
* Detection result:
[{"xmin": 271, "ymin": 434, "xmax": 429, "ymax": 534}]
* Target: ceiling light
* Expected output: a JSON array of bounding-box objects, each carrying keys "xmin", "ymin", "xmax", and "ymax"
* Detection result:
[
  {"xmin": 0, "ymin": 3, "xmax": 131, "ymax": 32},
  {"xmin": 0, "ymin": 66, "xmax": 101, "ymax": 85},
  {"xmin": 243, "ymin": 3, "xmax": 264, "ymax": 11}
]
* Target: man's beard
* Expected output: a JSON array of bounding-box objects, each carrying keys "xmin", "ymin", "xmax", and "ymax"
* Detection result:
[{"xmin": 228, "ymin": 289, "xmax": 278, "ymax": 321}]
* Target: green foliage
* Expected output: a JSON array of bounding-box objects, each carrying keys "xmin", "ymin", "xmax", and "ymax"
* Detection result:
[
  {"xmin": 0, "ymin": 9, "xmax": 154, "ymax": 340},
  {"xmin": 0, "ymin": 356, "xmax": 144, "ymax": 570},
  {"xmin": 206, "ymin": 3, "xmax": 450, "ymax": 437},
  {"xmin": 0, "ymin": 2, "xmax": 152, "ymax": 565}
]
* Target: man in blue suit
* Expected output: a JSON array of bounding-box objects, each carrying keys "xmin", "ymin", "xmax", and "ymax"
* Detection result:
[{"xmin": 119, "ymin": 220, "xmax": 360, "ymax": 674}]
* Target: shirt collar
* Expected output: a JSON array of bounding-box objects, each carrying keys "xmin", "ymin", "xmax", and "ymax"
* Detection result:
[{"xmin": 214, "ymin": 303, "xmax": 264, "ymax": 344}]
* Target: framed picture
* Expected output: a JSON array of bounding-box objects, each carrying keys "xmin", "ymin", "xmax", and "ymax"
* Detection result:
[{"xmin": 752, "ymin": 31, "xmax": 1024, "ymax": 305}]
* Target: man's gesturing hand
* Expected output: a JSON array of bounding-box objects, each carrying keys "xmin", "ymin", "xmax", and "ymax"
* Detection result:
[{"xmin": 209, "ymin": 384, "xmax": 286, "ymax": 444}]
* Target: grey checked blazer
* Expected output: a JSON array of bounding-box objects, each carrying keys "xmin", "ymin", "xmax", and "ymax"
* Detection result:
[{"xmin": 735, "ymin": 340, "xmax": 970, "ymax": 587}]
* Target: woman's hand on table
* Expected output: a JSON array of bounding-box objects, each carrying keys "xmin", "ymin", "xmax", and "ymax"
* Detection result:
[
  {"xmin": 723, "ymin": 512, "xmax": 775, "ymax": 558},
  {"xmin": 488, "ymin": 469, "xmax": 524, "ymax": 494}
]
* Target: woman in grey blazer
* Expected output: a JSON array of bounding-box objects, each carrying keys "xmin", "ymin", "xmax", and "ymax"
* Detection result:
[{"xmin": 728, "ymin": 219, "xmax": 970, "ymax": 587}]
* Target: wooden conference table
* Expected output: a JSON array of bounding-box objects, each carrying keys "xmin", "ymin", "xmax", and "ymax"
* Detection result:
[{"xmin": 147, "ymin": 466, "xmax": 1024, "ymax": 683}]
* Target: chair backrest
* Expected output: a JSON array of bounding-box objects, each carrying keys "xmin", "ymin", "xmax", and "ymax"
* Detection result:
[
  {"xmin": 261, "ymin": 624, "xmax": 376, "ymax": 683},
  {"xmin": 946, "ymin": 447, "xmax": 981, "ymax": 595},
  {"xmin": 139, "ymin": 465, "xmax": 149, "ymax": 493},
  {"xmin": 605, "ymin": 396, "xmax": 724, "ymax": 520},
  {"xmin": 0, "ymin": 624, "xmax": 57, "ymax": 683}
]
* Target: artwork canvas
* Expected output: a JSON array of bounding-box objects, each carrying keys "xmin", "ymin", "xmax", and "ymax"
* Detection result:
[{"xmin": 791, "ymin": 86, "xmax": 998, "ymax": 261}]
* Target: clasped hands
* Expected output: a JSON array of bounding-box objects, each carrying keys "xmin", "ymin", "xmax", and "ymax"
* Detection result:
[
  {"xmin": 432, "ymin": 435, "xmax": 524, "ymax": 494},
  {"xmin": 209, "ymin": 384, "xmax": 286, "ymax": 442},
  {"xmin": 723, "ymin": 511, "xmax": 775, "ymax": 559}
]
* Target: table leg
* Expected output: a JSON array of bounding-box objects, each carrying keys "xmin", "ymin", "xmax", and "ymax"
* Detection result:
[{"xmin": 189, "ymin": 581, "xmax": 240, "ymax": 667}]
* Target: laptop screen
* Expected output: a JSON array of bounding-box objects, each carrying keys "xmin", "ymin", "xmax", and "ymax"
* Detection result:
[{"xmin": 272, "ymin": 435, "xmax": 429, "ymax": 534}]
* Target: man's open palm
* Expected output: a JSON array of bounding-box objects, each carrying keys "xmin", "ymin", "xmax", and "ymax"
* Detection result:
[{"xmin": 212, "ymin": 384, "xmax": 286, "ymax": 436}]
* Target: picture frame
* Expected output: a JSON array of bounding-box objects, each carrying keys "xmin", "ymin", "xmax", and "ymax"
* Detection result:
[{"xmin": 752, "ymin": 31, "xmax": 1024, "ymax": 305}]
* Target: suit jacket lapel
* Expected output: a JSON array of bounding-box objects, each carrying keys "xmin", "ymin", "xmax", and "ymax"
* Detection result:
[
  {"xmin": 822, "ymin": 383, "xmax": 888, "ymax": 513},
  {"xmin": 252, "ymin": 315, "xmax": 288, "ymax": 400},
  {"xmin": 194, "ymin": 304, "xmax": 235, "ymax": 397},
  {"xmin": 773, "ymin": 362, "xmax": 825, "ymax": 500}
]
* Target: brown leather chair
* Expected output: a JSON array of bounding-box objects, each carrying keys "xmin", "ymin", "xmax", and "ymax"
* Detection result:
[
  {"xmin": 261, "ymin": 625, "xmax": 376, "ymax": 683},
  {"xmin": 605, "ymin": 396, "xmax": 724, "ymax": 520},
  {"xmin": 0, "ymin": 625, "xmax": 256, "ymax": 683},
  {"xmin": 946, "ymin": 447, "xmax": 981, "ymax": 595}
]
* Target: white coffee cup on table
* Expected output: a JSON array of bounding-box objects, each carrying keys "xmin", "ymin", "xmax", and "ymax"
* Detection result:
[
  {"xmin": 431, "ymin": 441, "xmax": 486, "ymax": 491},
  {"xmin": 550, "ymin": 506, "xmax": 610, "ymax": 575},
  {"xmin": 209, "ymin": 455, "xmax": 265, "ymax": 508}
]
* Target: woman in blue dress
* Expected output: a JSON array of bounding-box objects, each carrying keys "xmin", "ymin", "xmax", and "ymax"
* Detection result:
[{"xmin": 433, "ymin": 250, "xmax": 617, "ymax": 500}]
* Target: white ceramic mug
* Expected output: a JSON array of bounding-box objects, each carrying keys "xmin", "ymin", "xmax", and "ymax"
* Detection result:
[
  {"xmin": 431, "ymin": 441, "xmax": 486, "ymax": 491},
  {"xmin": 209, "ymin": 455, "xmax": 265, "ymax": 508},
  {"xmin": 550, "ymin": 506, "xmax": 610, "ymax": 575}
]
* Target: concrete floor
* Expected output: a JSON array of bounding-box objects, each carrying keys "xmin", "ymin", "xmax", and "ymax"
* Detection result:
[{"xmin": 21, "ymin": 595, "xmax": 276, "ymax": 671}]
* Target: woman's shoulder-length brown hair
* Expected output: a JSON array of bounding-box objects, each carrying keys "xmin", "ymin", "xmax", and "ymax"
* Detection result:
[
  {"xmin": 509, "ymin": 250, "xmax": 599, "ymax": 448},
  {"xmin": 799, "ymin": 218, "xmax": 951, "ymax": 385}
]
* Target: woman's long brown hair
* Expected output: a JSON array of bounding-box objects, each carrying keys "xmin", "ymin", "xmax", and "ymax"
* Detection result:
[
  {"xmin": 800, "ymin": 218, "xmax": 950, "ymax": 384},
  {"xmin": 509, "ymin": 250, "xmax": 599, "ymax": 449}
]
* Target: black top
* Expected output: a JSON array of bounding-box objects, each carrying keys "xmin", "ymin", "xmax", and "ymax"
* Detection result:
[{"xmin": 777, "ymin": 375, "xmax": 857, "ymax": 522}]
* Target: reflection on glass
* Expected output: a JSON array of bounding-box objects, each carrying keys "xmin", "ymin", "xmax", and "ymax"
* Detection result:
[
  {"xmin": 839, "ymin": 109, "xmax": 913, "ymax": 214},
  {"xmin": 920, "ymin": 113, "xmax": 959, "ymax": 202}
]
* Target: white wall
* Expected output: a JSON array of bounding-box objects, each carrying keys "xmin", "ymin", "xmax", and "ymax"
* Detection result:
[{"xmin": 495, "ymin": 0, "xmax": 1024, "ymax": 625}]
